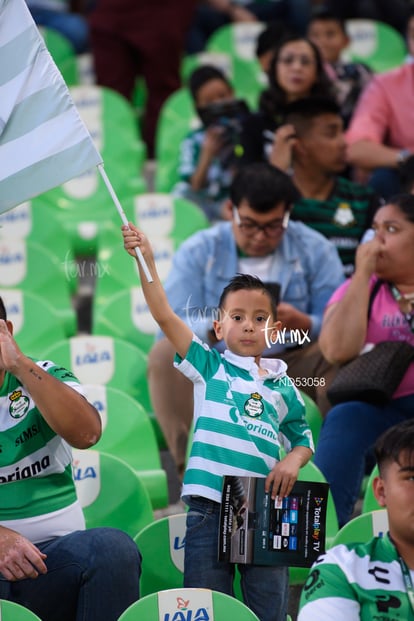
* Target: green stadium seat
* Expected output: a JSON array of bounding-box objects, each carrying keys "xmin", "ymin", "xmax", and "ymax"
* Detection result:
[
  {"xmin": 0, "ymin": 199, "xmax": 77, "ymax": 294},
  {"xmin": 83, "ymin": 384, "xmax": 168, "ymax": 509},
  {"xmin": 206, "ymin": 22, "xmax": 265, "ymax": 64},
  {"xmin": 300, "ymin": 391, "xmax": 323, "ymax": 449},
  {"xmin": 1, "ymin": 289, "xmax": 67, "ymax": 358},
  {"xmin": 0, "ymin": 239, "xmax": 76, "ymax": 336},
  {"xmin": 93, "ymin": 237, "xmax": 176, "ymax": 315},
  {"xmin": 96, "ymin": 192, "xmax": 209, "ymax": 262},
  {"xmin": 331, "ymin": 509, "xmax": 389, "ymax": 545},
  {"xmin": 43, "ymin": 335, "xmax": 151, "ymax": 412},
  {"xmin": 117, "ymin": 588, "xmax": 260, "ymax": 621},
  {"xmin": 0, "ymin": 600, "xmax": 42, "ymax": 620},
  {"xmin": 133, "ymin": 513, "xmax": 187, "ymax": 596},
  {"xmin": 154, "ymin": 88, "xmax": 199, "ymax": 193},
  {"xmin": 72, "ymin": 449, "xmax": 154, "ymax": 538},
  {"xmin": 343, "ymin": 19, "xmax": 406, "ymax": 73},
  {"xmin": 362, "ymin": 465, "xmax": 381, "ymax": 514}
]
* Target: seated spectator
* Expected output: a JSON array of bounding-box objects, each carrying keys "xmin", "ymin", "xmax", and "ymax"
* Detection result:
[
  {"xmin": 26, "ymin": 0, "xmax": 89, "ymax": 54},
  {"xmin": 307, "ymin": 7, "xmax": 372, "ymax": 128},
  {"xmin": 172, "ymin": 65, "xmax": 248, "ymax": 221},
  {"xmin": 298, "ymin": 418, "xmax": 414, "ymax": 621},
  {"xmin": 270, "ymin": 96, "xmax": 381, "ymax": 275},
  {"xmin": 88, "ymin": 0, "xmax": 197, "ymax": 157},
  {"xmin": 0, "ymin": 299, "xmax": 141, "ymax": 620},
  {"xmin": 255, "ymin": 20, "xmax": 297, "ymax": 75},
  {"xmin": 346, "ymin": 59, "xmax": 414, "ymax": 200},
  {"xmin": 313, "ymin": 194, "xmax": 414, "ymax": 526},
  {"xmin": 239, "ymin": 34, "xmax": 335, "ymax": 165},
  {"xmin": 185, "ymin": 0, "xmax": 313, "ymax": 55},
  {"xmin": 147, "ymin": 162, "xmax": 344, "ymax": 477}
]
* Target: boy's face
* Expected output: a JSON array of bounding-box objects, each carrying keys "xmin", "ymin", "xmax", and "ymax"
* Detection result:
[
  {"xmin": 296, "ymin": 113, "xmax": 347, "ymax": 173},
  {"xmin": 195, "ymin": 78, "xmax": 234, "ymax": 109},
  {"xmin": 374, "ymin": 451, "xmax": 414, "ymax": 546},
  {"xmin": 213, "ymin": 289, "xmax": 280, "ymax": 362},
  {"xmin": 308, "ymin": 19, "xmax": 349, "ymax": 64}
]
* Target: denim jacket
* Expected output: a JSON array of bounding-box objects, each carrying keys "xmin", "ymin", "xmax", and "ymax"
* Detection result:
[{"xmin": 163, "ymin": 221, "xmax": 345, "ymax": 348}]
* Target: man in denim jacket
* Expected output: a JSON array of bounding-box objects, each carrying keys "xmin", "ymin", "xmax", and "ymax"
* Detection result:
[{"xmin": 148, "ymin": 163, "xmax": 344, "ymax": 477}]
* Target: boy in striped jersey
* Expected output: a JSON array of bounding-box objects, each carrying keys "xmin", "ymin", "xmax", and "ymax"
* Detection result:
[
  {"xmin": 298, "ymin": 418, "xmax": 414, "ymax": 620},
  {"xmin": 123, "ymin": 224, "xmax": 314, "ymax": 621}
]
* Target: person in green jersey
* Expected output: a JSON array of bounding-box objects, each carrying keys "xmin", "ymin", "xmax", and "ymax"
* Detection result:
[
  {"xmin": 270, "ymin": 96, "xmax": 382, "ymax": 275},
  {"xmin": 0, "ymin": 298, "xmax": 141, "ymax": 621},
  {"xmin": 123, "ymin": 222, "xmax": 313, "ymax": 621},
  {"xmin": 298, "ymin": 418, "xmax": 414, "ymax": 621}
]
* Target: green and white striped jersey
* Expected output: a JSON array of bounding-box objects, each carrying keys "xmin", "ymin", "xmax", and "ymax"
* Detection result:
[
  {"xmin": 0, "ymin": 360, "xmax": 85, "ymax": 542},
  {"xmin": 299, "ymin": 533, "xmax": 414, "ymax": 620},
  {"xmin": 177, "ymin": 336, "xmax": 313, "ymax": 503}
]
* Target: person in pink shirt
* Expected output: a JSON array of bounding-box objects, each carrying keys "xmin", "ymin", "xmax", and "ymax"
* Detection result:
[
  {"xmin": 346, "ymin": 63, "xmax": 414, "ymax": 199},
  {"xmin": 313, "ymin": 194, "xmax": 414, "ymax": 526}
]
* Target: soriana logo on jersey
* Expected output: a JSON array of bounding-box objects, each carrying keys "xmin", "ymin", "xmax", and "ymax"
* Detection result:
[{"xmin": 158, "ymin": 589, "xmax": 213, "ymax": 621}]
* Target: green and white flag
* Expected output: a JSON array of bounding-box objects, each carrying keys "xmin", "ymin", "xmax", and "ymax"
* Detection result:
[{"xmin": 0, "ymin": 0, "xmax": 102, "ymax": 213}]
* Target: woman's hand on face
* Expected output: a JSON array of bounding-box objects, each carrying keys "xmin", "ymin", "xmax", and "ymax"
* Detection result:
[
  {"xmin": 269, "ymin": 124, "xmax": 297, "ymax": 171},
  {"xmin": 355, "ymin": 236, "xmax": 382, "ymax": 278}
]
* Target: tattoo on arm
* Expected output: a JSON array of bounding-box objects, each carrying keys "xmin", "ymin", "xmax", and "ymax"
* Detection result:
[{"xmin": 29, "ymin": 367, "xmax": 42, "ymax": 380}]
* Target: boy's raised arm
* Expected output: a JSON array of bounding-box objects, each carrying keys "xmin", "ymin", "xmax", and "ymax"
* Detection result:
[{"xmin": 122, "ymin": 223, "xmax": 193, "ymax": 359}]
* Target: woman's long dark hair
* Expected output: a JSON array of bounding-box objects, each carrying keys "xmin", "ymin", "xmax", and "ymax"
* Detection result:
[{"xmin": 259, "ymin": 35, "xmax": 334, "ymax": 120}]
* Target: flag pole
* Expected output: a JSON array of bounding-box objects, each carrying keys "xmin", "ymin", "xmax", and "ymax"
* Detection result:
[{"xmin": 97, "ymin": 164, "xmax": 153, "ymax": 283}]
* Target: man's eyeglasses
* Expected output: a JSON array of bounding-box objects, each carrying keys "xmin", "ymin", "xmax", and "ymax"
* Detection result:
[
  {"xmin": 233, "ymin": 207, "xmax": 289, "ymax": 237},
  {"xmin": 277, "ymin": 54, "xmax": 315, "ymax": 67}
]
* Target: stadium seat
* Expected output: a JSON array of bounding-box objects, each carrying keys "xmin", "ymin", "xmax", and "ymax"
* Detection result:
[
  {"xmin": 362, "ymin": 465, "xmax": 381, "ymax": 513},
  {"xmin": 133, "ymin": 513, "xmax": 187, "ymax": 596},
  {"xmin": 93, "ymin": 236, "xmax": 176, "ymax": 315},
  {"xmin": 43, "ymin": 335, "xmax": 151, "ymax": 412},
  {"xmin": 1, "ymin": 289, "xmax": 67, "ymax": 358},
  {"xmin": 154, "ymin": 88, "xmax": 199, "ymax": 193},
  {"xmin": 331, "ymin": 509, "xmax": 389, "ymax": 546},
  {"xmin": 343, "ymin": 19, "xmax": 406, "ymax": 73},
  {"xmin": 0, "ymin": 198, "xmax": 77, "ymax": 294},
  {"xmin": 82, "ymin": 384, "xmax": 168, "ymax": 509},
  {"xmin": 0, "ymin": 600, "xmax": 42, "ymax": 620},
  {"xmin": 117, "ymin": 588, "xmax": 260, "ymax": 621},
  {"xmin": 92, "ymin": 286, "xmax": 158, "ymax": 354},
  {"xmin": 300, "ymin": 391, "xmax": 323, "ymax": 449},
  {"xmin": 96, "ymin": 192, "xmax": 209, "ymax": 263},
  {"xmin": 0, "ymin": 239, "xmax": 76, "ymax": 336},
  {"xmin": 72, "ymin": 449, "xmax": 154, "ymax": 538},
  {"xmin": 206, "ymin": 22, "xmax": 265, "ymax": 64}
]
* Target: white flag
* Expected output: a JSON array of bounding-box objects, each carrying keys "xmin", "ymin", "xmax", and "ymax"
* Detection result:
[{"xmin": 0, "ymin": 0, "xmax": 102, "ymax": 213}]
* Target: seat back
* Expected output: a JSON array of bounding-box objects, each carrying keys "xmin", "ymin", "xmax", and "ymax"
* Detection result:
[
  {"xmin": 83, "ymin": 384, "xmax": 168, "ymax": 509},
  {"xmin": 0, "ymin": 239, "xmax": 76, "ymax": 335},
  {"xmin": 0, "ymin": 600, "xmax": 42, "ymax": 620},
  {"xmin": 343, "ymin": 19, "xmax": 406, "ymax": 72},
  {"xmin": 1, "ymin": 289, "xmax": 67, "ymax": 358},
  {"xmin": 117, "ymin": 588, "xmax": 260, "ymax": 621},
  {"xmin": 72, "ymin": 449, "xmax": 154, "ymax": 537},
  {"xmin": 134, "ymin": 514, "xmax": 187, "ymax": 596},
  {"xmin": 300, "ymin": 391, "xmax": 323, "ymax": 449},
  {"xmin": 43, "ymin": 335, "xmax": 151, "ymax": 411},
  {"xmin": 362, "ymin": 465, "xmax": 381, "ymax": 513},
  {"xmin": 332, "ymin": 509, "xmax": 389, "ymax": 545}
]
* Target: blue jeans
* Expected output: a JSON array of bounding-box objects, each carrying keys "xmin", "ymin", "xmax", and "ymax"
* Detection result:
[
  {"xmin": 0, "ymin": 528, "xmax": 141, "ymax": 621},
  {"xmin": 29, "ymin": 8, "xmax": 89, "ymax": 53},
  {"xmin": 314, "ymin": 395, "xmax": 414, "ymax": 527},
  {"xmin": 368, "ymin": 167, "xmax": 402, "ymax": 201},
  {"xmin": 184, "ymin": 496, "xmax": 289, "ymax": 621}
]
